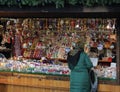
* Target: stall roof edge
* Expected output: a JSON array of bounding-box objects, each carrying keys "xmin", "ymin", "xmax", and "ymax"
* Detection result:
[{"xmin": 0, "ymin": 6, "xmax": 119, "ymax": 18}]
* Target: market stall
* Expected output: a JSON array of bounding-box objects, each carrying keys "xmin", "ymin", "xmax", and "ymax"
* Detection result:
[
  {"xmin": 0, "ymin": 17, "xmax": 118, "ymax": 78},
  {"xmin": 0, "ymin": 5, "xmax": 120, "ymax": 92}
]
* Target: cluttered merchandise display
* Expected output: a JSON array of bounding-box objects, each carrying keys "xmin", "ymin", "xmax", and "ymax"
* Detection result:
[{"xmin": 0, "ymin": 18, "xmax": 117, "ymax": 79}]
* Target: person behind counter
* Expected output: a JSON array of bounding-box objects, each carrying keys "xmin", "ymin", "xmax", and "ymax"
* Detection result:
[{"xmin": 67, "ymin": 40, "xmax": 93, "ymax": 92}]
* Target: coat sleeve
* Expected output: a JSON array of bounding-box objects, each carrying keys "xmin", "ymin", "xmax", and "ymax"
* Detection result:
[{"xmin": 84, "ymin": 53, "xmax": 93, "ymax": 69}]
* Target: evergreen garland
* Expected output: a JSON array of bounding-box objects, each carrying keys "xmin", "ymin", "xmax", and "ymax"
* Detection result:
[{"xmin": 0, "ymin": 0, "xmax": 119, "ymax": 8}]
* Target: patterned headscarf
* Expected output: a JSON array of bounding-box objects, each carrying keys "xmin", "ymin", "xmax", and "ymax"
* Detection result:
[
  {"xmin": 70, "ymin": 38, "xmax": 86, "ymax": 56},
  {"xmin": 67, "ymin": 40, "xmax": 86, "ymax": 70},
  {"xmin": 74, "ymin": 40, "xmax": 85, "ymax": 49}
]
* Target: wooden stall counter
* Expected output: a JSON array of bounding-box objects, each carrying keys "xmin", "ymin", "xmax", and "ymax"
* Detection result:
[
  {"xmin": 0, "ymin": 72, "xmax": 120, "ymax": 92},
  {"xmin": 0, "ymin": 72, "xmax": 69, "ymax": 92}
]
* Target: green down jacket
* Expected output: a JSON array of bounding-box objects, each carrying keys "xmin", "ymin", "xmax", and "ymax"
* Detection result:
[{"xmin": 68, "ymin": 52, "xmax": 93, "ymax": 92}]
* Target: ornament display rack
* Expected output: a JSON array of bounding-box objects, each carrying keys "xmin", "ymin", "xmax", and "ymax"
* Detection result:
[
  {"xmin": 0, "ymin": 18, "xmax": 117, "ymax": 81},
  {"xmin": 8, "ymin": 18, "xmax": 116, "ymax": 62}
]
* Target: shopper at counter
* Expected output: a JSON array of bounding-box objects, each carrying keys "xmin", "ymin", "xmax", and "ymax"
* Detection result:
[{"xmin": 67, "ymin": 40, "xmax": 93, "ymax": 92}]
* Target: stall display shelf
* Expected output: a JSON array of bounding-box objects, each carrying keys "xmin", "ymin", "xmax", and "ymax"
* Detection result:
[{"xmin": 0, "ymin": 18, "xmax": 118, "ymax": 84}]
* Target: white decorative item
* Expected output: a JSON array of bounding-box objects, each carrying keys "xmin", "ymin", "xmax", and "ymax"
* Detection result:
[
  {"xmin": 110, "ymin": 44, "xmax": 114, "ymax": 49},
  {"xmin": 110, "ymin": 63, "xmax": 116, "ymax": 67},
  {"xmin": 97, "ymin": 44, "xmax": 103, "ymax": 50},
  {"xmin": 90, "ymin": 58, "xmax": 98, "ymax": 67}
]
